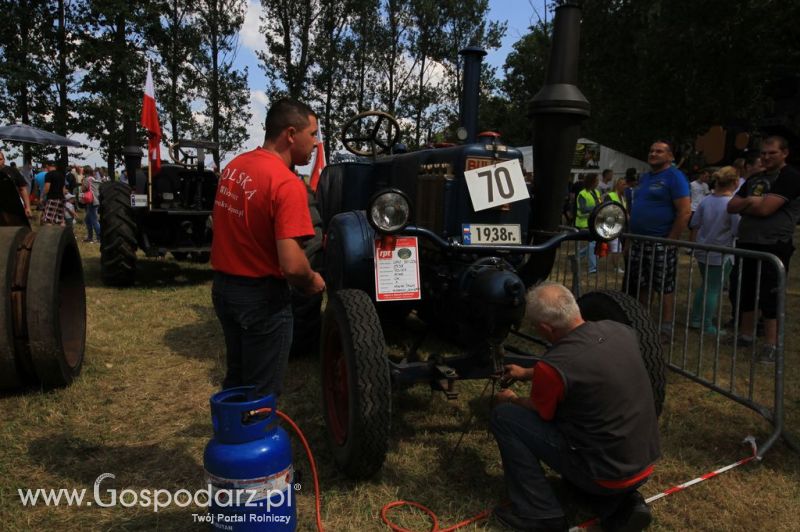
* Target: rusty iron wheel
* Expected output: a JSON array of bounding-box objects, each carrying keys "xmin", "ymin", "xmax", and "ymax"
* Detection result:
[
  {"xmin": 0, "ymin": 226, "xmax": 30, "ymax": 389},
  {"xmin": 26, "ymin": 226, "xmax": 86, "ymax": 388}
]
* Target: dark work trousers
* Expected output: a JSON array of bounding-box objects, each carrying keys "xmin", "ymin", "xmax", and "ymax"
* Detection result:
[
  {"xmin": 490, "ymin": 403, "xmax": 643, "ymax": 520},
  {"xmin": 212, "ymin": 272, "xmax": 293, "ymax": 397}
]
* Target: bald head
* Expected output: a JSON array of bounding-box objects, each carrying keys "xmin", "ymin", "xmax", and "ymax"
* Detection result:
[{"xmin": 526, "ymin": 282, "xmax": 584, "ymax": 333}]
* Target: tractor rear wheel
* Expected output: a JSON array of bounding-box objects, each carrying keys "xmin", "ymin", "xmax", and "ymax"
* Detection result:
[
  {"xmin": 577, "ymin": 290, "xmax": 666, "ymax": 416},
  {"xmin": 99, "ymin": 182, "xmax": 137, "ymax": 286},
  {"xmin": 321, "ymin": 289, "xmax": 391, "ymax": 479},
  {"xmin": 290, "ymin": 185, "xmax": 324, "ymax": 356},
  {"xmin": 26, "ymin": 226, "xmax": 86, "ymax": 388}
]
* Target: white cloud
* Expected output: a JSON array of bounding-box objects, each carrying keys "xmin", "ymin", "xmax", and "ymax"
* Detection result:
[
  {"xmin": 218, "ymin": 89, "xmax": 267, "ymax": 167},
  {"xmin": 240, "ymin": 1, "xmax": 265, "ymax": 54}
]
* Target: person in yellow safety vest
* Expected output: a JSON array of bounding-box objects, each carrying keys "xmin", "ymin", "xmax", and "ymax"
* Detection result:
[
  {"xmin": 604, "ymin": 177, "xmax": 629, "ymax": 272},
  {"xmin": 575, "ymin": 173, "xmax": 601, "ymax": 273}
]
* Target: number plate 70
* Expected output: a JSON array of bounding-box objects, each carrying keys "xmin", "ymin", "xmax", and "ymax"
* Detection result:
[{"xmin": 463, "ymin": 159, "xmax": 530, "ymax": 212}]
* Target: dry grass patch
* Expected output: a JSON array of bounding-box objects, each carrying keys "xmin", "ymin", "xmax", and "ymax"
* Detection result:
[{"xmin": 1, "ymin": 223, "xmax": 799, "ymax": 531}]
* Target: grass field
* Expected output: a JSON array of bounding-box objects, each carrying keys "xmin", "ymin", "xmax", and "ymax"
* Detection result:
[{"xmin": 1, "ymin": 223, "xmax": 799, "ymax": 531}]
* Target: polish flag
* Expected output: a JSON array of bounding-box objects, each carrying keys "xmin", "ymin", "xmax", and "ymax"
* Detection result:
[
  {"xmin": 309, "ymin": 125, "xmax": 326, "ymax": 192},
  {"xmin": 141, "ymin": 65, "xmax": 162, "ymax": 175}
]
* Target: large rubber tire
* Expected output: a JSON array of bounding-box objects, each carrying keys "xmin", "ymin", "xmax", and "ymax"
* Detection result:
[
  {"xmin": 0, "ymin": 226, "xmax": 30, "ymax": 389},
  {"xmin": 26, "ymin": 226, "xmax": 86, "ymax": 388},
  {"xmin": 290, "ymin": 185, "xmax": 324, "ymax": 356},
  {"xmin": 99, "ymin": 182, "xmax": 137, "ymax": 286},
  {"xmin": 321, "ymin": 289, "xmax": 391, "ymax": 479},
  {"xmin": 577, "ymin": 289, "xmax": 666, "ymax": 416}
]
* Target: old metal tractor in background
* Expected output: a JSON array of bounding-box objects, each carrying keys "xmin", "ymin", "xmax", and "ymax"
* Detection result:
[
  {"xmin": 0, "ymin": 174, "xmax": 86, "ymax": 392},
  {"xmin": 99, "ymin": 139, "xmax": 218, "ymax": 286},
  {"xmin": 312, "ymin": 1, "xmax": 665, "ymax": 480}
]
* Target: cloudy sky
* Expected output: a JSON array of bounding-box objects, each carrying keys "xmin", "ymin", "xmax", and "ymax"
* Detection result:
[{"xmin": 235, "ymin": 0, "xmax": 545, "ymax": 163}]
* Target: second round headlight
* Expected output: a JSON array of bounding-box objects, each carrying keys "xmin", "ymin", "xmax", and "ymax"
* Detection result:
[{"xmin": 590, "ymin": 202, "xmax": 626, "ymax": 241}]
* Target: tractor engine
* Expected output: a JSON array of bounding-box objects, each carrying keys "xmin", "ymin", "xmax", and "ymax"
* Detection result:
[{"xmin": 455, "ymin": 258, "xmax": 526, "ymax": 346}]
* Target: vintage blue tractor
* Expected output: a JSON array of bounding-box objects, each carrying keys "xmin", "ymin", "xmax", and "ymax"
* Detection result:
[{"xmin": 311, "ymin": 1, "xmax": 666, "ymax": 480}]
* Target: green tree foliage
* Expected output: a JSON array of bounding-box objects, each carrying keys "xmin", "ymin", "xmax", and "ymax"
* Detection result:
[
  {"xmin": 143, "ymin": 0, "xmax": 202, "ymax": 145},
  {"xmin": 255, "ymin": 0, "xmax": 502, "ymax": 152},
  {"xmin": 194, "ymin": 0, "xmax": 251, "ymax": 167},
  {"xmin": 257, "ymin": 0, "xmax": 321, "ymax": 100},
  {"xmin": 0, "ymin": 0, "xmax": 61, "ymax": 164},
  {"xmin": 481, "ymin": 21, "xmax": 550, "ymax": 146},
  {"xmin": 578, "ymin": 0, "xmax": 800, "ymax": 158},
  {"xmin": 73, "ymin": 0, "xmax": 146, "ymax": 174}
]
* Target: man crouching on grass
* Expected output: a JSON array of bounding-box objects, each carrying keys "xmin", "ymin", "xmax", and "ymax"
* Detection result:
[{"xmin": 491, "ymin": 282, "xmax": 660, "ymax": 532}]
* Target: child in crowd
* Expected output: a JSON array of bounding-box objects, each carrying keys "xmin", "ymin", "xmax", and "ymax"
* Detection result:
[
  {"xmin": 688, "ymin": 166, "xmax": 740, "ymax": 334},
  {"xmin": 64, "ymin": 192, "xmax": 77, "ymax": 227}
]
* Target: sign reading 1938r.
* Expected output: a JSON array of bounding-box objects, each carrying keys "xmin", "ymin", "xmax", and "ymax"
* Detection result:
[{"xmin": 463, "ymin": 159, "xmax": 529, "ymax": 212}]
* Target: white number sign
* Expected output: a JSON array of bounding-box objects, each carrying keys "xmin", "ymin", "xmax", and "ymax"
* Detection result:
[{"xmin": 464, "ymin": 159, "xmax": 529, "ymax": 212}]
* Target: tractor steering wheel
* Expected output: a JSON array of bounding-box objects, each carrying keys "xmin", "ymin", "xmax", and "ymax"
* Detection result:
[
  {"xmin": 169, "ymin": 142, "xmax": 197, "ymax": 167},
  {"xmin": 341, "ymin": 111, "xmax": 401, "ymax": 157}
]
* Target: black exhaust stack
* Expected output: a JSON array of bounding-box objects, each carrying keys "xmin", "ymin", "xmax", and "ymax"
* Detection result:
[
  {"xmin": 524, "ymin": 1, "xmax": 590, "ymax": 283},
  {"xmin": 123, "ymin": 120, "xmax": 143, "ymax": 186},
  {"xmin": 459, "ymin": 46, "xmax": 487, "ymax": 144}
]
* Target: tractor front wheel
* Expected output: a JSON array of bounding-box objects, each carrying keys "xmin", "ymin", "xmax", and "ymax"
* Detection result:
[
  {"xmin": 577, "ymin": 289, "xmax": 666, "ymax": 416},
  {"xmin": 321, "ymin": 289, "xmax": 391, "ymax": 479}
]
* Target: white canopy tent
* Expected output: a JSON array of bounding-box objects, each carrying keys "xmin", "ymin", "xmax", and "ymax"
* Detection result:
[{"xmin": 514, "ymin": 138, "xmax": 649, "ymax": 181}]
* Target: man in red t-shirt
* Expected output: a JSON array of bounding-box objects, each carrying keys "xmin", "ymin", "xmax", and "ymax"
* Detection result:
[
  {"xmin": 211, "ymin": 98, "xmax": 325, "ymax": 397},
  {"xmin": 490, "ymin": 282, "xmax": 659, "ymax": 532}
]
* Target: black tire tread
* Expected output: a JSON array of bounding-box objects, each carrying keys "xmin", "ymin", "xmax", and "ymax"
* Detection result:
[
  {"xmin": 577, "ymin": 289, "xmax": 666, "ymax": 416},
  {"xmin": 323, "ymin": 289, "xmax": 391, "ymax": 479},
  {"xmin": 99, "ymin": 182, "xmax": 137, "ymax": 286}
]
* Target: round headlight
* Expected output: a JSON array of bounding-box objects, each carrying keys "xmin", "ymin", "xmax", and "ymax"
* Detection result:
[
  {"xmin": 590, "ymin": 201, "xmax": 626, "ymax": 241},
  {"xmin": 368, "ymin": 189, "xmax": 411, "ymax": 233}
]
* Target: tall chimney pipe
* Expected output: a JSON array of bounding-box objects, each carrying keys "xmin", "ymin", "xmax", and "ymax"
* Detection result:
[
  {"xmin": 524, "ymin": 0, "xmax": 590, "ymax": 284},
  {"xmin": 123, "ymin": 120, "xmax": 142, "ymax": 186},
  {"xmin": 459, "ymin": 46, "xmax": 487, "ymax": 144}
]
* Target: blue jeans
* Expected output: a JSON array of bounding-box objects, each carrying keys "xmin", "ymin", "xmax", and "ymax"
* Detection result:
[
  {"xmin": 84, "ymin": 203, "xmax": 101, "ymax": 241},
  {"xmin": 577, "ymin": 241, "xmax": 597, "ymax": 272},
  {"xmin": 691, "ymin": 261, "xmax": 730, "ymax": 331},
  {"xmin": 490, "ymin": 403, "xmax": 639, "ymax": 520},
  {"xmin": 212, "ymin": 272, "xmax": 293, "ymax": 397}
]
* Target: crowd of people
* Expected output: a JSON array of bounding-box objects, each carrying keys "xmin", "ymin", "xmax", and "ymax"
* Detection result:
[
  {"xmin": 1, "ymin": 156, "xmax": 110, "ymax": 242},
  {"xmin": 565, "ymin": 136, "xmax": 799, "ymax": 364}
]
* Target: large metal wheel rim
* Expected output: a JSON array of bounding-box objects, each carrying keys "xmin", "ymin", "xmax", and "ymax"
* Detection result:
[
  {"xmin": 26, "ymin": 226, "xmax": 86, "ymax": 387},
  {"xmin": 322, "ymin": 321, "xmax": 349, "ymax": 445}
]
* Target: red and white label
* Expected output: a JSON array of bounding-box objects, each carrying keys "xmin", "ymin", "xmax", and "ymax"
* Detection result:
[{"xmin": 374, "ymin": 237, "xmax": 421, "ymax": 301}]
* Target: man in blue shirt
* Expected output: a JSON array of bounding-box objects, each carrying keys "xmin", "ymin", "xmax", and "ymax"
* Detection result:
[{"xmin": 625, "ymin": 141, "xmax": 691, "ymax": 338}]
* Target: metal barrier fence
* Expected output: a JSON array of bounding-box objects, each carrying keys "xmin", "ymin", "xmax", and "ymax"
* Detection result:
[{"xmin": 549, "ymin": 232, "xmax": 798, "ymax": 458}]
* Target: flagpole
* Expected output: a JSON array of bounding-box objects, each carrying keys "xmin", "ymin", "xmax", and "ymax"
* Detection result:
[{"xmin": 147, "ymin": 143, "xmax": 153, "ymax": 209}]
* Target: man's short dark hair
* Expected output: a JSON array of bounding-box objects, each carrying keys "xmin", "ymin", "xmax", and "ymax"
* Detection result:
[
  {"xmin": 763, "ymin": 135, "xmax": 789, "ymax": 151},
  {"xmin": 602, "ymin": 168, "xmax": 613, "ymax": 177},
  {"xmin": 652, "ymin": 139, "xmax": 674, "ymax": 154},
  {"xmin": 264, "ymin": 98, "xmax": 316, "ymax": 142}
]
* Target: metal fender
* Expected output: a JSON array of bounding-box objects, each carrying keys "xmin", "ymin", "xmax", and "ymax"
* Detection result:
[{"xmin": 324, "ymin": 211, "xmax": 377, "ymax": 295}]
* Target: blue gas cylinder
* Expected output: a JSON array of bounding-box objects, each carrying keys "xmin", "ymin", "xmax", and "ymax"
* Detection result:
[{"xmin": 204, "ymin": 387, "xmax": 296, "ymax": 531}]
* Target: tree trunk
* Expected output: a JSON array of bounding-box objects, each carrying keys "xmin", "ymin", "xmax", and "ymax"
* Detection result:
[
  {"xmin": 210, "ymin": 0, "xmax": 221, "ymax": 168},
  {"xmin": 56, "ymin": 0, "xmax": 69, "ymax": 169}
]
